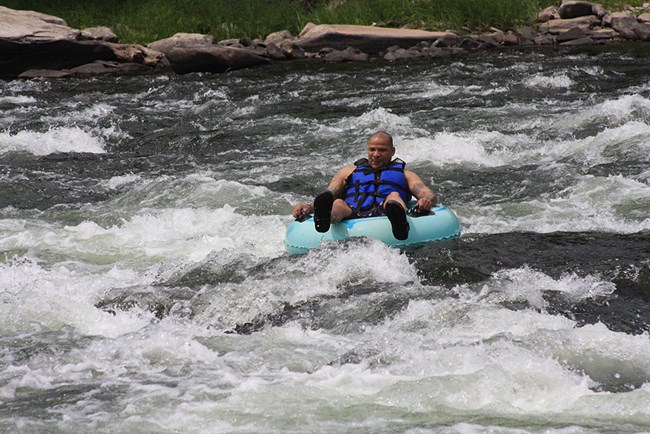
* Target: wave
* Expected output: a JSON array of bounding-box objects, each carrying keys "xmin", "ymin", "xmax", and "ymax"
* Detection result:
[
  {"xmin": 460, "ymin": 174, "xmax": 650, "ymax": 234},
  {"xmin": 0, "ymin": 127, "xmax": 106, "ymax": 155},
  {"xmin": 523, "ymin": 72, "xmax": 575, "ymax": 89},
  {"xmin": 396, "ymin": 117, "xmax": 649, "ymax": 170}
]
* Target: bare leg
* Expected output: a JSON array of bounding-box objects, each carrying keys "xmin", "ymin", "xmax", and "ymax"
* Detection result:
[{"xmin": 331, "ymin": 199, "xmax": 353, "ymax": 223}]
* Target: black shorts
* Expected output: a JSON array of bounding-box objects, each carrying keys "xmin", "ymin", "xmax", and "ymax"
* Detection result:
[{"xmin": 348, "ymin": 205, "xmax": 386, "ymax": 220}]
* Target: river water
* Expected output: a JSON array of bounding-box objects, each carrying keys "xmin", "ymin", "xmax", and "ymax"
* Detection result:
[{"xmin": 1, "ymin": 45, "xmax": 649, "ymax": 433}]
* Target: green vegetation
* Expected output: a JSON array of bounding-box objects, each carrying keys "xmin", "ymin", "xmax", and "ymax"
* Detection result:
[{"xmin": 3, "ymin": 0, "xmax": 648, "ymax": 44}]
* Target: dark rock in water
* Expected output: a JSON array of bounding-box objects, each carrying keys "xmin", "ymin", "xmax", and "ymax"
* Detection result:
[
  {"xmin": 71, "ymin": 60, "xmax": 152, "ymax": 75},
  {"xmin": 324, "ymin": 46, "xmax": 369, "ymax": 62},
  {"xmin": 18, "ymin": 68, "xmax": 72, "ymax": 78},
  {"xmin": 422, "ymin": 46, "xmax": 451, "ymax": 58},
  {"xmin": 560, "ymin": 36, "xmax": 595, "ymax": 46},
  {"xmin": 0, "ymin": 39, "xmax": 118, "ymax": 78},
  {"xmin": 411, "ymin": 231, "xmax": 650, "ymax": 336},
  {"xmin": 96, "ymin": 286, "xmax": 196, "ymax": 320},
  {"xmin": 638, "ymin": 266, "xmax": 650, "ymax": 298},
  {"xmin": 165, "ymin": 45, "xmax": 270, "ymax": 74},
  {"xmin": 383, "ymin": 47, "xmax": 424, "ymax": 61},
  {"xmin": 71, "ymin": 61, "xmax": 118, "ymax": 75}
]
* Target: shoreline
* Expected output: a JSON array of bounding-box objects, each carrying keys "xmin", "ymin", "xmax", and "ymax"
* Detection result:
[{"xmin": 3, "ymin": 2, "xmax": 650, "ymax": 79}]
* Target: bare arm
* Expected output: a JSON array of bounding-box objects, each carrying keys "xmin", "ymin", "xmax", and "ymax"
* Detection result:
[
  {"xmin": 326, "ymin": 165, "xmax": 355, "ymax": 199},
  {"xmin": 291, "ymin": 166, "xmax": 355, "ymax": 218},
  {"xmin": 405, "ymin": 171, "xmax": 437, "ymax": 214}
]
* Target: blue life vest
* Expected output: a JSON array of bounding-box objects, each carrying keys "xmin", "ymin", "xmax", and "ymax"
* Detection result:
[{"xmin": 344, "ymin": 158, "xmax": 411, "ymax": 212}]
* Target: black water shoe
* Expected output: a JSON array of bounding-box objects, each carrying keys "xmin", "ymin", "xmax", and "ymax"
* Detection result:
[
  {"xmin": 385, "ymin": 200, "xmax": 409, "ymax": 240},
  {"xmin": 313, "ymin": 191, "xmax": 334, "ymax": 233}
]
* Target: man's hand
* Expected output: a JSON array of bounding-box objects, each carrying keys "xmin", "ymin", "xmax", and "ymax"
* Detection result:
[
  {"xmin": 292, "ymin": 203, "xmax": 312, "ymax": 219},
  {"xmin": 414, "ymin": 197, "xmax": 433, "ymax": 215}
]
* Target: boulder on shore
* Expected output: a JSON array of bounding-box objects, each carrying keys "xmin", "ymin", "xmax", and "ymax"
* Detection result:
[
  {"xmin": 148, "ymin": 33, "xmax": 215, "ymax": 54},
  {"xmin": 539, "ymin": 15, "xmax": 600, "ymax": 33},
  {"xmin": 295, "ymin": 23, "xmax": 457, "ymax": 53},
  {"xmin": 0, "ymin": 6, "xmax": 78, "ymax": 42},
  {"xmin": 6, "ymin": 3, "xmax": 650, "ymax": 78},
  {"xmin": 558, "ymin": 1, "xmax": 607, "ymax": 19},
  {"xmin": 80, "ymin": 26, "xmax": 118, "ymax": 42},
  {"xmin": 0, "ymin": 6, "xmax": 168, "ymax": 78}
]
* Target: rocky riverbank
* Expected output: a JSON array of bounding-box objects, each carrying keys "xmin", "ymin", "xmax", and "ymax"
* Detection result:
[{"xmin": 2, "ymin": 2, "xmax": 650, "ymax": 79}]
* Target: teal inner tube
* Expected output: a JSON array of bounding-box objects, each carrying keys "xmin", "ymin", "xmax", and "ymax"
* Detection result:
[{"xmin": 285, "ymin": 202, "xmax": 461, "ymax": 255}]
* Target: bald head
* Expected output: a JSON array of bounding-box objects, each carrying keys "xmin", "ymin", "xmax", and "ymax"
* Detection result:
[
  {"xmin": 368, "ymin": 131, "xmax": 394, "ymax": 148},
  {"xmin": 366, "ymin": 131, "xmax": 396, "ymax": 168}
]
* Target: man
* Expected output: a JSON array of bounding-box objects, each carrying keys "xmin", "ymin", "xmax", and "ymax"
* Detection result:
[{"xmin": 292, "ymin": 131, "xmax": 437, "ymax": 240}]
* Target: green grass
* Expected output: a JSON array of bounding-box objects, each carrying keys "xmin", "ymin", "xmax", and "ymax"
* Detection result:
[
  {"xmin": 310, "ymin": 0, "xmax": 550, "ymax": 32},
  {"xmin": 2, "ymin": 0, "xmax": 648, "ymax": 44}
]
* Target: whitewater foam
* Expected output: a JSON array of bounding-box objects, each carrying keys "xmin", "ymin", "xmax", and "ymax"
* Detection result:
[
  {"xmin": 523, "ymin": 73, "xmax": 574, "ymax": 89},
  {"xmin": 0, "ymin": 257, "xmax": 150, "ymax": 337},
  {"xmin": 461, "ymin": 174, "xmax": 650, "ymax": 234},
  {"xmin": 0, "ymin": 127, "xmax": 106, "ymax": 155}
]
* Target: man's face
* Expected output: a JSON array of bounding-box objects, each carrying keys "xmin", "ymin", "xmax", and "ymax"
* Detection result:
[{"xmin": 367, "ymin": 138, "xmax": 395, "ymax": 169}]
